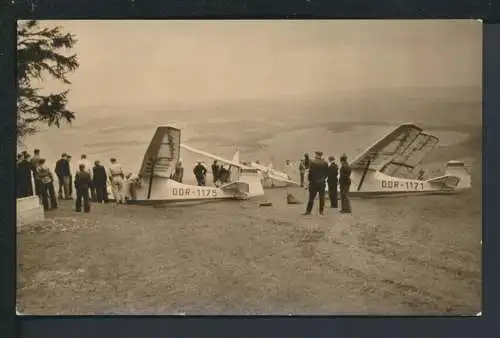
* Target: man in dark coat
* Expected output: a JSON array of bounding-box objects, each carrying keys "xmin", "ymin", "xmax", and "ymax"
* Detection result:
[
  {"xmin": 298, "ymin": 160, "xmax": 306, "ymax": 188},
  {"xmin": 92, "ymin": 160, "xmax": 108, "ymax": 203},
  {"xmin": 211, "ymin": 160, "xmax": 220, "ymax": 185},
  {"xmin": 303, "ymin": 153, "xmax": 310, "ymax": 170},
  {"xmin": 75, "ymin": 164, "xmax": 92, "ymax": 212},
  {"xmin": 55, "ymin": 153, "xmax": 71, "ymax": 200},
  {"xmin": 327, "ymin": 156, "xmax": 339, "ymax": 208},
  {"xmin": 66, "ymin": 155, "xmax": 73, "ymax": 198},
  {"xmin": 303, "ymin": 151, "xmax": 328, "ymax": 216},
  {"xmin": 193, "ymin": 161, "xmax": 207, "ymax": 186},
  {"xmin": 339, "ymin": 154, "xmax": 352, "ymax": 213},
  {"xmin": 17, "ymin": 152, "xmax": 34, "ymax": 198}
]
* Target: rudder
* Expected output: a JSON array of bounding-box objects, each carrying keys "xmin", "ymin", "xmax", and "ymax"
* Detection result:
[{"xmin": 445, "ymin": 160, "xmax": 471, "ymax": 189}]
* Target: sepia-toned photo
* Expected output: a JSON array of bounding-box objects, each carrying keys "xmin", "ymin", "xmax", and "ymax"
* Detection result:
[{"xmin": 16, "ymin": 19, "xmax": 482, "ymax": 315}]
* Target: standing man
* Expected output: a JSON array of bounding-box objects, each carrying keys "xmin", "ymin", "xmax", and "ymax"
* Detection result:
[
  {"xmin": 283, "ymin": 160, "xmax": 293, "ymax": 180},
  {"xmin": 66, "ymin": 155, "xmax": 73, "ymax": 199},
  {"xmin": 36, "ymin": 159, "xmax": 58, "ymax": 211},
  {"xmin": 303, "ymin": 153, "xmax": 310, "ymax": 170},
  {"xmin": 74, "ymin": 164, "xmax": 91, "ymax": 213},
  {"xmin": 173, "ymin": 159, "xmax": 184, "ymax": 183},
  {"xmin": 30, "ymin": 149, "xmax": 42, "ymax": 197},
  {"xmin": 303, "ymin": 151, "xmax": 328, "ymax": 216},
  {"xmin": 92, "ymin": 160, "xmax": 108, "ymax": 203},
  {"xmin": 298, "ymin": 159, "xmax": 306, "ymax": 188},
  {"xmin": 339, "ymin": 154, "xmax": 352, "ymax": 213},
  {"xmin": 78, "ymin": 154, "xmax": 96, "ymax": 201},
  {"xmin": 303, "ymin": 153, "xmax": 311, "ymax": 187},
  {"xmin": 211, "ymin": 160, "xmax": 220, "ymax": 186},
  {"xmin": 193, "ymin": 161, "xmax": 207, "ymax": 186},
  {"xmin": 108, "ymin": 157, "xmax": 125, "ymax": 204},
  {"xmin": 327, "ymin": 156, "xmax": 339, "ymax": 208},
  {"xmin": 55, "ymin": 153, "xmax": 71, "ymax": 200},
  {"xmin": 17, "ymin": 152, "xmax": 34, "ymax": 198}
]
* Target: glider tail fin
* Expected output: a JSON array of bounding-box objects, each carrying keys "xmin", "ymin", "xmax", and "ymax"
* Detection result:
[{"xmin": 444, "ymin": 160, "xmax": 471, "ymax": 189}]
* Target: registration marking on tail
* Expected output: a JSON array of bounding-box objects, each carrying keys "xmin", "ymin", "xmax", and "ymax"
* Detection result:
[{"xmin": 381, "ymin": 180, "xmax": 424, "ymax": 191}]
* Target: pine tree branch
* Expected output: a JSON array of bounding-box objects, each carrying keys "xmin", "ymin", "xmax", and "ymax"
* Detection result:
[{"xmin": 16, "ymin": 20, "xmax": 80, "ymax": 142}]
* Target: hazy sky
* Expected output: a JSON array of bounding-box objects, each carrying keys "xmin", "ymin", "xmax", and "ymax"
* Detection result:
[{"xmin": 33, "ymin": 20, "xmax": 482, "ymax": 108}]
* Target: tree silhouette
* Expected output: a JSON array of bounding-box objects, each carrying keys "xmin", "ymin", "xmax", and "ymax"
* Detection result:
[{"xmin": 17, "ymin": 20, "xmax": 79, "ymax": 141}]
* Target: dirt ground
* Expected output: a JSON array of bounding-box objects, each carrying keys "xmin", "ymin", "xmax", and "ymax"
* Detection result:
[
  {"xmin": 17, "ymin": 117, "xmax": 482, "ymax": 315},
  {"xmin": 17, "ymin": 179, "xmax": 481, "ymax": 315}
]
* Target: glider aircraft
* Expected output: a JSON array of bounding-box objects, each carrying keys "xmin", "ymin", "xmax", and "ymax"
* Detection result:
[
  {"xmin": 126, "ymin": 126, "xmax": 265, "ymax": 204},
  {"xmin": 325, "ymin": 123, "xmax": 472, "ymax": 198}
]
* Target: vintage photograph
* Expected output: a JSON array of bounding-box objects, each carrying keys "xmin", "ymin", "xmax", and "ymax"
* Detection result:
[{"xmin": 16, "ymin": 20, "xmax": 482, "ymax": 315}]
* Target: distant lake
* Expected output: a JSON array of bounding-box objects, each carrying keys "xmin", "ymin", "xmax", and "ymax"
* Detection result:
[{"xmin": 21, "ymin": 118, "xmax": 470, "ymax": 185}]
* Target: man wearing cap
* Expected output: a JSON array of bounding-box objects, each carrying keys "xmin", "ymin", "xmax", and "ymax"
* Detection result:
[
  {"xmin": 339, "ymin": 154, "xmax": 352, "ymax": 213},
  {"xmin": 327, "ymin": 156, "xmax": 339, "ymax": 208},
  {"xmin": 193, "ymin": 161, "xmax": 208, "ymax": 186},
  {"xmin": 55, "ymin": 153, "xmax": 71, "ymax": 200},
  {"xmin": 303, "ymin": 151, "xmax": 329, "ymax": 215},
  {"xmin": 17, "ymin": 151, "xmax": 34, "ymax": 198}
]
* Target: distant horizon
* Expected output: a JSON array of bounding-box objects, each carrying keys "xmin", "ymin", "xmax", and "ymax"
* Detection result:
[{"xmin": 68, "ymin": 84, "xmax": 482, "ymax": 112}]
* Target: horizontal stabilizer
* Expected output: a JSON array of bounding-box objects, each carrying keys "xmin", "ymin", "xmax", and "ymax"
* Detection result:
[
  {"xmin": 250, "ymin": 161, "xmax": 300, "ymax": 186},
  {"xmin": 425, "ymin": 175, "xmax": 461, "ymax": 189},
  {"xmin": 265, "ymin": 172, "xmax": 300, "ymax": 186},
  {"xmin": 220, "ymin": 181, "xmax": 250, "ymax": 198}
]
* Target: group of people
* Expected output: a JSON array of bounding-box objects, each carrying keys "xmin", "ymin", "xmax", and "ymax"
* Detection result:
[
  {"xmin": 16, "ymin": 149, "xmax": 140, "ymax": 213},
  {"xmin": 189, "ymin": 160, "xmax": 232, "ymax": 187},
  {"xmin": 300, "ymin": 151, "xmax": 352, "ymax": 216},
  {"xmin": 17, "ymin": 146, "xmax": 351, "ymax": 216}
]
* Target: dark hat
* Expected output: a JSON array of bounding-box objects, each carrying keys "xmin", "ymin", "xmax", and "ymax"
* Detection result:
[
  {"xmin": 315, "ymin": 151, "xmax": 323, "ymax": 156},
  {"xmin": 340, "ymin": 154, "xmax": 348, "ymax": 160},
  {"xmin": 328, "ymin": 156, "xmax": 335, "ymax": 161}
]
